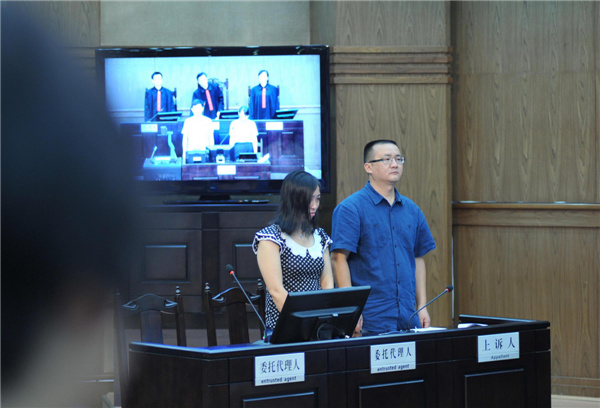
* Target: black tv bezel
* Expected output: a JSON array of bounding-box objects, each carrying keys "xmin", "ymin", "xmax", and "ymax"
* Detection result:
[
  {"xmin": 269, "ymin": 286, "xmax": 371, "ymax": 344},
  {"xmin": 95, "ymin": 45, "xmax": 331, "ymax": 198}
]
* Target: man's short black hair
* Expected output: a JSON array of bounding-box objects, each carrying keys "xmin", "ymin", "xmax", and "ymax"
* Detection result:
[
  {"xmin": 151, "ymin": 71, "xmax": 162, "ymax": 79},
  {"xmin": 363, "ymin": 139, "xmax": 399, "ymax": 163},
  {"xmin": 238, "ymin": 105, "xmax": 249, "ymax": 115}
]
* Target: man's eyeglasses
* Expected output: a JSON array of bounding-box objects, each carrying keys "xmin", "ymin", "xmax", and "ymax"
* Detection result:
[{"xmin": 368, "ymin": 156, "xmax": 405, "ymax": 165}]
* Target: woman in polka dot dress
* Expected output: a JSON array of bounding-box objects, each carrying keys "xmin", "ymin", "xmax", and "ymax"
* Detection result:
[{"xmin": 253, "ymin": 170, "xmax": 334, "ymax": 333}]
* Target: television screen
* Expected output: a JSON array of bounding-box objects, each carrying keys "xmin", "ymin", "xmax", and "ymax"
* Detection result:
[
  {"xmin": 269, "ymin": 286, "xmax": 371, "ymax": 344},
  {"xmin": 95, "ymin": 46, "xmax": 330, "ymax": 198}
]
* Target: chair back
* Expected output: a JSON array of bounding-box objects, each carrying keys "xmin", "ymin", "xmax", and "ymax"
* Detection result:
[
  {"xmin": 204, "ymin": 280, "xmax": 265, "ymax": 346},
  {"xmin": 114, "ymin": 287, "xmax": 186, "ymax": 407}
]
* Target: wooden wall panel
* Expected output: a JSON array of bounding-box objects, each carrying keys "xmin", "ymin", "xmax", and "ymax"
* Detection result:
[
  {"xmin": 452, "ymin": 1, "xmax": 600, "ymax": 398},
  {"xmin": 335, "ymin": 1, "xmax": 449, "ymax": 47},
  {"xmin": 453, "ymin": 2, "xmax": 598, "ymax": 203},
  {"xmin": 99, "ymin": 1, "xmax": 310, "ymax": 47},
  {"xmin": 453, "ymin": 205, "xmax": 600, "ymax": 397},
  {"xmin": 5, "ymin": 1, "xmax": 101, "ymax": 47},
  {"xmin": 333, "ymin": 2, "xmax": 453, "ymax": 327}
]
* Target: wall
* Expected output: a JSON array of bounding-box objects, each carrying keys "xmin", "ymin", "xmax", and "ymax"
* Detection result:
[{"xmin": 452, "ymin": 2, "xmax": 600, "ymax": 397}]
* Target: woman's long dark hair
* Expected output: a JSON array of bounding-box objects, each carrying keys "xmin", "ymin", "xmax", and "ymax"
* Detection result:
[{"xmin": 274, "ymin": 170, "xmax": 320, "ymax": 235}]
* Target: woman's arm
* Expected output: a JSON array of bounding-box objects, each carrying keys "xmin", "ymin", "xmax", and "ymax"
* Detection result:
[
  {"xmin": 256, "ymin": 240, "xmax": 287, "ymax": 312},
  {"xmin": 320, "ymin": 247, "xmax": 334, "ymax": 289}
]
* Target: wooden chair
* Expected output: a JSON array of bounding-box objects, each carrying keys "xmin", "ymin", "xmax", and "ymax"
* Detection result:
[
  {"xmin": 114, "ymin": 286, "xmax": 186, "ymax": 407},
  {"xmin": 204, "ymin": 279, "xmax": 266, "ymax": 346}
]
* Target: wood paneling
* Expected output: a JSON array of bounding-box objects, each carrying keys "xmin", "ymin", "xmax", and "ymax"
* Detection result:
[
  {"xmin": 452, "ymin": 2, "xmax": 600, "ymax": 397},
  {"xmin": 99, "ymin": 1, "xmax": 310, "ymax": 47},
  {"xmin": 453, "ymin": 2, "xmax": 598, "ymax": 203},
  {"xmin": 453, "ymin": 204, "xmax": 600, "ymax": 398},
  {"xmin": 333, "ymin": 2, "xmax": 453, "ymax": 328},
  {"xmin": 5, "ymin": 1, "xmax": 101, "ymax": 47},
  {"xmin": 334, "ymin": 2, "xmax": 449, "ymax": 47},
  {"xmin": 331, "ymin": 46, "xmax": 453, "ymax": 85}
]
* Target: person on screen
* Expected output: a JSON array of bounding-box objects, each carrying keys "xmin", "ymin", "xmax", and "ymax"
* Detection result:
[
  {"xmin": 228, "ymin": 106, "xmax": 259, "ymax": 153},
  {"xmin": 181, "ymin": 99, "xmax": 215, "ymax": 163},
  {"xmin": 253, "ymin": 171, "xmax": 334, "ymax": 335},
  {"xmin": 144, "ymin": 71, "xmax": 175, "ymax": 121},
  {"xmin": 191, "ymin": 72, "xmax": 223, "ymax": 119},
  {"xmin": 248, "ymin": 69, "xmax": 279, "ymax": 119},
  {"xmin": 331, "ymin": 140, "xmax": 436, "ymax": 335}
]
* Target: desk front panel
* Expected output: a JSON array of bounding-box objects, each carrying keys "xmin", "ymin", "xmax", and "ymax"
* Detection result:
[{"xmin": 127, "ymin": 317, "xmax": 550, "ymax": 408}]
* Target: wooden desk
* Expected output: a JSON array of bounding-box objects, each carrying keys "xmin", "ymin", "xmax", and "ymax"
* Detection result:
[
  {"xmin": 126, "ymin": 315, "xmax": 550, "ymax": 408},
  {"xmin": 123, "ymin": 119, "xmax": 304, "ymax": 176}
]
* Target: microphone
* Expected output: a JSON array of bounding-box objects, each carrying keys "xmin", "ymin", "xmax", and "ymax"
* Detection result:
[
  {"xmin": 406, "ymin": 285, "xmax": 453, "ymax": 331},
  {"xmin": 225, "ymin": 264, "xmax": 268, "ymax": 340},
  {"xmin": 149, "ymin": 145, "xmax": 158, "ymax": 163}
]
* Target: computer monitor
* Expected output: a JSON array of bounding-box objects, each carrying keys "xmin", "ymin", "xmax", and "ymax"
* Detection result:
[
  {"xmin": 273, "ymin": 109, "xmax": 298, "ymax": 119},
  {"xmin": 218, "ymin": 110, "xmax": 239, "ymax": 120},
  {"xmin": 207, "ymin": 145, "xmax": 234, "ymax": 163},
  {"xmin": 233, "ymin": 142, "xmax": 255, "ymax": 160},
  {"xmin": 150, "ymin": 111, "xmax": 183, "ymax": 122},
  {"xmin": 269, "ymin": 286, "xmax": 371, "ymax": 344}
]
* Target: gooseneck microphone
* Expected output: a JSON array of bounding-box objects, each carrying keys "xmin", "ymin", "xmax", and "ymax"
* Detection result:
[
  {"xmin": 406, "ymin": 285, "xmax": 453, "ymax": 331},
  {"xmin": 225, "ymin": 264, "xmax": 268, "ymax": 339}
]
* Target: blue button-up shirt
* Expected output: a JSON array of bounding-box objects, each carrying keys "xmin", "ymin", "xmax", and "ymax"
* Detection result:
[{"xmin": 331, "ymin": 182, "xmax": 436, "ymax": 333}]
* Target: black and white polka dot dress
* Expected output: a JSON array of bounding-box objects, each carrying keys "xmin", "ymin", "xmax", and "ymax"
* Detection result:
[{"xmin": 252, "ymin": 224, "xmax": 332, "ymax": 329}]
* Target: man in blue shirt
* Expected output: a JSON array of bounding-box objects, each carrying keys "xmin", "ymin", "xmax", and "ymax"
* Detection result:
[{"xmin": 331, "ymin": 139, "xmax": 436, "ymax": 334}]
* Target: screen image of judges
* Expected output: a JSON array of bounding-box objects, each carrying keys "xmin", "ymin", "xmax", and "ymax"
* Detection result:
[{"xmin": 97, "ymin": 46, "xmax": 330, "ymax": 194}]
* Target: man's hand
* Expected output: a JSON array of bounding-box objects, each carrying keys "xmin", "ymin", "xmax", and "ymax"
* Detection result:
[
  {"xmin": 418, "ymin": 308, "xmax": 431, "ymax": 328},
  {"xmin": 353, "ymin": 314, "xmax": 363, "ymax": 337}
]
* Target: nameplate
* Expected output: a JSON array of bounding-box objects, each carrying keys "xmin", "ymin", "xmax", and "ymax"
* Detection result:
[
  {"xmin": 370, "ymin": 341, "xmax": 416, "ymax": 374},
  {"xmin": 478, "ymin": 332, "xmax": 520, "ymax": 363},
  {"xmin": 255, "ymin": 352, "xmax": 305, "ymax": 386},
  {"xmin": 265, "ymin": 121, "xmax": 283, "ymax": 131},
  {"xmin": 216, "ymin": 165, "xmax": 236, "ymax": 175},
  {"xmin": 140, "ymin": 123, "xmax": 158, "ymax": 133}
]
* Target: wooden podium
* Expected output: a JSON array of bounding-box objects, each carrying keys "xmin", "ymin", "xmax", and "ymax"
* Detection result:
[{"xmin": 126, "ymin": 315, "xmax": 550, "ymax": 407}]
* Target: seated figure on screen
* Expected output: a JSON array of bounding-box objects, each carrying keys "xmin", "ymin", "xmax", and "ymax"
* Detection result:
[
  {"xmin": 252, "ymin": 171, "xmax": 334, "ymax": 337},
  {"xmin": 248, "ymin": 70, "xmax": 279, "ymax": 119},
  {"xmin": 181, "ymin": 99, "xmax": 214, "ymax": 163},
  {"xmin": 144, "ymin": 71, "xmax": 175, "ymax": 121},
  {"xmin": 191, "ymin": 72, "xmax": 223, "ymax": 119},
  {"xmin": 228, "ymin": 106, "xmax": 258, "ymax": 153}
]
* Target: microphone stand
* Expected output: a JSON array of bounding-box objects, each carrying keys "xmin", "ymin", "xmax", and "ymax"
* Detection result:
[
  {"xmin": 226, "ymin": 264, "xmax": 268, "ymax": 340},
  {"xmin": 406, "ymin": 285, "xmax": 453, "ymax": 331}
]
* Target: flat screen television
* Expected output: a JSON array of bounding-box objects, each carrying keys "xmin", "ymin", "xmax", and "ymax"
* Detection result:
[
  {"xmin": 269, "ymin": 286, "xmax": 371, "ymax": 344},
  {"xmin": 95, "ymin": 45, "xmax": 331, "ymax": 199}
]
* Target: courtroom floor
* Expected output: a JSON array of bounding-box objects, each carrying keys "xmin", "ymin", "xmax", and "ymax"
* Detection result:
[{"xmin": 552, "ymin": 396, "xmax": 600, "ymax": 407}]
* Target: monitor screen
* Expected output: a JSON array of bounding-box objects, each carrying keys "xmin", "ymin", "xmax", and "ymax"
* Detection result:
[
  {"xmin": 95, "ymin": 45, "xmax": 331, "ymax": 198},
  {"xmin": 269, "ymin": 286, "xmax": 371, "ymax": 344}
]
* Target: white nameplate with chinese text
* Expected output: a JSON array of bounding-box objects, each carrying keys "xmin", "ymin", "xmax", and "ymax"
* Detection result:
[
  {"xmin": 140, "ymin": 123, "xmax": 158, "ymax": 133},
  {"xmin": 265, "ymin": 121, "xmax": 283, "ymax": 131},
  {"xmin": 216, "ymin": 165, "xmax": 236, "ymax": 175},
  {"xmin": 370, "ymin": 341, "xmax": 416, "ymax": 374},
  {"xmin": 255, "ymin": 352, "xmax": 305, "ymax": 387},
  {"xmin": 478, "ymin": 332, "xmax": 520, "ymax": 363}
]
